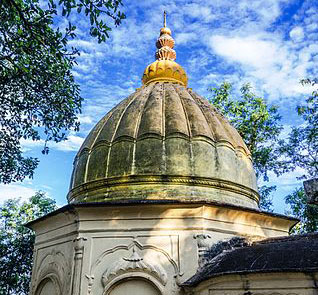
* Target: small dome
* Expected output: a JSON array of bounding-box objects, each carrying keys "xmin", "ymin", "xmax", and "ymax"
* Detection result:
[
  {"xmin": 68, "ymin": 82, "xmax": 259, "ymax": 208},
  {"xmin": 142, "ymin": 60, "xmax": 187, "ymax": 86}
]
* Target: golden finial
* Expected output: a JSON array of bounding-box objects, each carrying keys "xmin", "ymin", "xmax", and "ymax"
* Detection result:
[
  {"xmin": 156, "ymin": 12, "xmax": 175, "ymax": 60},
  {"xmin": 141, "ymin": 12, "xmax": 188, "ymax": 87},
  {"xmin": 160, "ymin": 11, "xmax": 171, "ymax": 36}
]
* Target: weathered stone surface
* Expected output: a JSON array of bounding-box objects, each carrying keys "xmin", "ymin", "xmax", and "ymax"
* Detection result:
[
  {"xmin": 27, "ymin": 201, "xmax": 297, "ymax": 295},
  {"xmin": 68, "ymin": 82, "xmax": 259, "ymax": 207},
  {"xmin": 304, "ymin": 178, "xmax": 318, "ymax": 204}
]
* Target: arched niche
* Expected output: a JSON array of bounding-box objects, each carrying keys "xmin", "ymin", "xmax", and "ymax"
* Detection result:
[
  {"xmin": 107, "ymin": 278, "xmax": 161, "ymax": 295},
  {"xmin": 35, "ymin": 277, "xmax": 60, "ymax": 295}
]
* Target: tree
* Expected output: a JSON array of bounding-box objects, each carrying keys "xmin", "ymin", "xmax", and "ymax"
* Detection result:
[
  {"xmin": 0, "ymin": 0, "xmax": 125, "ymax": 184},
  {"xmin": 209, "ymin": 82, "xmax": 287, "ymax": 211},
  {"xmin": 0, "ymin": 192, "xmax": 57, "ymax": 295},
  {"xmin": 280, "ymin": 79, "xmax": 318, "ymax": 179},
  {"xmin": 281, "ymin": 79, "xmax": 318, "ymax": 233},
  {"xmin": 285, "ymin": 187, "xmax": 318, "ymax": 234}
]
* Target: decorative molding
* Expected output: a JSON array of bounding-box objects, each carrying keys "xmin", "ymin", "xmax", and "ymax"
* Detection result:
[
  {"xmin": 33, "ymin": 249, "xmax": 69, "ymax": 295},
  {"xmin": 68, "ymin": 174, "xmax": 259, "ymax": 203},
  {"xmin": 34, "ymin": 274, "xmax": 61, "ymax": 295},
  {"xmin": 85, "ymin": 274, "xmax": 95, "ymax": 295},
  {"xmin": 72, "ymin": 237, "xmax": 88, "ymax": 295},
  {"xmin": 194, "ymin": 234, "xmax": 212, "ymax": 249},
  {"xmin": 73, "ymin": 237, "xmax": 87, "ymax": 257},
  {"xmin": 101, "ymin": 246, "xmax": 168, "ymax": 287},
  {"xmin": 90, "ymin": 239, "xmax": 181, "ymax": 277},
  {"xmin": 86, "ymin": 238, "xmax": 182, "ymax": 292},
  {"xmin": 194, "ymin": 234, "xmax": 212, "ymax": 268}
]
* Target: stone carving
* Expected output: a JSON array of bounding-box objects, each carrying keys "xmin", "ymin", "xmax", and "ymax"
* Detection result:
[
  {"xmin": 86, "ymin": 238, "xmax": 182, "ymax": 293},
  {"xmin": 85, "ymin": 275, "xmax": 95, "ymax": 295},
  {"xmin": 101, "ymin": 246, "xmax": 168, "ymax": 287},
  {"xmin": 33, "ymin": 249, "xmax": 69, "ymax": 295},
  {"xmin": 194, "ymin": 234, "xmax": 212, "ymax": 268},
  {"xmin": 91, "ymin": 239, "xmax": 181, "ymax": 277},
  {"xmin": 72, "ymin": 237, "xmax": 87, "ymax": 295},
  {"xmin": 194, "ymin": 234, "xmax": 212, "ymax": 249}
]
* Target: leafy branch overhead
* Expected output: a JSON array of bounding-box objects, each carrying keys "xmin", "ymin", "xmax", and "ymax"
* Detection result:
[{"xmin": 0, "ymin": 0, "xmax": 126, "ymax": 184}]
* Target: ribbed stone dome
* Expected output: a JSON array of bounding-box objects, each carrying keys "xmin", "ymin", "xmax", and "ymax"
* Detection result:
[{"xmin": 68, "ymin": 82, "xmax": 259, "ymax": 208}]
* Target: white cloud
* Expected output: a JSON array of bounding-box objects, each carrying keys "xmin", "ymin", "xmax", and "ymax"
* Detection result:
[
  {"xmin": 78, "ymin": 115, "xmax": 93, "ymax": 125},
  {"xmin": 289, "ymin": 26, "xmax": 304, "ymax": 42},
  {"xmin": 183, "ymin": 3, "xmax": 214, "ymax": 23},
  {"xmin": 0, "ymin": 183, "xmax": 37, "ymax": 203},
  {"xmin": 266, "ymin": 167, "xmax": 306, "ymax": 189},
  {"xmin": 175, "ymin": 32, "xmax": 196, "ymax": 45},
  {"xmin": 207, "ymin": 33, "xmax": 315, "ymax": 99},
  {"xmin": 68, "ymin": 39, "xmax": 97, "ymax": 50},
  {"xmin": 305, "ymin": 23, "xmax": 318, "ymax": 32},
  {"xmin": 21, "ymin": 134, "xmax": 84, "ymax": 152},
  {"xmin": 210, "ymin": 35, "xmax": 279, "ymax": 68},
  {"xmin": 53, "ymin": 135, "xmax": 85, "ymax": 151}
]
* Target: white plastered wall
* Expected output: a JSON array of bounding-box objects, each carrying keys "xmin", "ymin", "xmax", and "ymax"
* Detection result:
[{"xmin": 29, "ymin": 203, "xmax": 296, "ymax": 295}]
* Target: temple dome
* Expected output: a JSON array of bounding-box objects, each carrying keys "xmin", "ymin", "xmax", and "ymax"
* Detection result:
[
  {"xmin": 68, "ymin": 82, "xmax": 259, "ymax": 208},
  {"xmin": 67, "ymin": 16, "xmax": 259, "ymax": 208}
]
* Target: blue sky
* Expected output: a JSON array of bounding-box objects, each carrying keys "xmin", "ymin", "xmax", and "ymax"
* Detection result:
[{"xmin": 1, "ymin": 0, "xmax": 318, "ymax": 213}]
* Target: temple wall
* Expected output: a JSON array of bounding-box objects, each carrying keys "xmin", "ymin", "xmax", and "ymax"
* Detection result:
[
  {"xmin": 186, "ymin": 272, "xmax": 318, "ymax": 295},
  {"xmin": 28, "ymin": 203, "xmax": 296, "ymax": 295}
]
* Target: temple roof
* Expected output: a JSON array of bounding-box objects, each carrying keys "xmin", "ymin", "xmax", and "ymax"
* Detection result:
[{"xmin": 183, "ymin": 233, "xmax": 318, "ymax": 287}]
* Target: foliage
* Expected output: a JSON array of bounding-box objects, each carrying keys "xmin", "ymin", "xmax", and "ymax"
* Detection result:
[
  {"xmin": 0, "ymin": 0, "xmax": 125, "ymax": 184},
  {"xmin": 282, "ymin": 79, "xmax": 318, "ymax": 234},
  {"xmin": 209, "ymin": 82, "xmax": 287, "ymax": 211},
  {"xmin": 0, "ymin": 192, "xmax": 57, "ymax": 295},
  {"xmin": 279, "ymin": 79, "xmax": 318, "ymax": 180},
  {"xmin": 258, "ymin": 185, "xmax": 276, "ymax": 212},
  {"xmin": 285, "ymin": 187, "xmax": 318, "ymax": 234}
]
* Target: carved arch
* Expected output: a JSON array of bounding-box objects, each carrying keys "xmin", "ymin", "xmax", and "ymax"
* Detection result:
[
  {"xmin": 102, "ymin": 274, "xmax": 164, "ymax": 295},
  {"xmin": 91, "ymin": 239, "xmax": 181, "ymax": 277},
  {"xmin": 33, "ymin": 250, "xmax": 69, "ymax": 295},
  {"xmin": 101, "ymin": 246, "xmax": 167, "ymax": 287},
  {"xmin": 35, "ymin": 275, "xmax": 61, "ymax": 295}
]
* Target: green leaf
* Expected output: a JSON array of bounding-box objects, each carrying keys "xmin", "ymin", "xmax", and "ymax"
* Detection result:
[{"xmin": 0, "ymin": 0, "xmax": 124, "ymax": 184}]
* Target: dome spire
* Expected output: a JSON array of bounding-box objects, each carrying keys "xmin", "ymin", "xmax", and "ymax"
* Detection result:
[
  {"xmin": 142, "ymin": 11, "xmax": 188, "ymax": 87},
  {"xmin": 156, "ymin": 11, "xmax": 176, "ymax": 61}
]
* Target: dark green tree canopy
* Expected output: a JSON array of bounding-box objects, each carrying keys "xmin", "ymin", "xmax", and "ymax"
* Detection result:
[
  {"xmin": 0, "ymin": 192, "xmax": 57, "ymax": 294},
  {"xmin": 286, "ymin": 187, "xmax": 318, "ymax": 234},
  {"xmin": 280, "ymin": 79, "xmax": 318, "ymax": 180},
  {"xmin": 0, "ymin": 0, "xmax": 125, "ymax": 184},
  {"xmin": 282, "ymin": 79, "xmax": 318, "ymax": 234}
]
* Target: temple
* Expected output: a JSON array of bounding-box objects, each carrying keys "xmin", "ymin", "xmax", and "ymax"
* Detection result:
[{"xmin": 27, "ymin": 13, "xmax": 318, "ymax": 295}]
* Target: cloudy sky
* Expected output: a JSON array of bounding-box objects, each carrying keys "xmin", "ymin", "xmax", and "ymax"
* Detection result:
[{"xmin": 1, "ymin": 0, "xmax": 317, "ymax": 213}]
